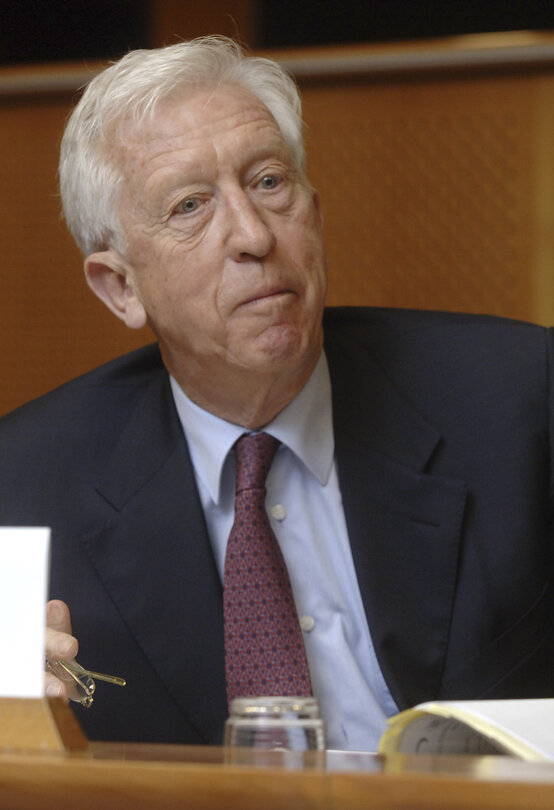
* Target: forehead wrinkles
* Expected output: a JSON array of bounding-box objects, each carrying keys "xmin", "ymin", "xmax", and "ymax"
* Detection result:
[
  {"xmin": 120, "ymin": 87, "xmax": 280, "ymax": 154},
  {"xmin": 114, "ymin": 105, "xmax": 285, "ymax": 193}
]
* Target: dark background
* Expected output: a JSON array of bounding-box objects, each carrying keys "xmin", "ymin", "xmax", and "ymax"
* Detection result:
[{"xmin": 1, "ymin": 0, "xmax": 554, "ymax": 65}]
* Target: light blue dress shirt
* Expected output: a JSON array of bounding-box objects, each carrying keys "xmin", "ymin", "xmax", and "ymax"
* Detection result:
[{"xmin": 169, "ymin": 352, "xmax": 398, "ymax": 750}]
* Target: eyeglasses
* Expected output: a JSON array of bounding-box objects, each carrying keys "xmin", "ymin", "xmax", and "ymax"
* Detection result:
[{"xmin": 46, "ymin": 658, "xmax": 126, "ymax": 708}]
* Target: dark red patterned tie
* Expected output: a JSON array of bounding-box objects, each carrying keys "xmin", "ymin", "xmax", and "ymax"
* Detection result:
[{"xmin": 224, "ymin": 431, "xmax": 312, "ymax": 705}]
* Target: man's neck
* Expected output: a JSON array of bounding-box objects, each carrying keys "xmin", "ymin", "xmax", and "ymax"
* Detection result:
[{"xmin": 165, "ymin": 347, "xmax": 322, "ymax": 429}]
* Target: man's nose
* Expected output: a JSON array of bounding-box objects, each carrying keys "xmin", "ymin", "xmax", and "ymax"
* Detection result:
[{"xmin": 225, "ymin": 192, "xmax": 275, "ymax": 261}]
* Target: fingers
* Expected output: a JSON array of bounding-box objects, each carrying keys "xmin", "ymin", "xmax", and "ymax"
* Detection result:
[
  {"xmin": 46, "ymin": 599, "xmax": 73, "ymax": 635},
  {"xmin": 45, "ymin": 599, "xmax": 78, "ymax": 658},
  {"xmin": 45, "ymin": 600, "xmax": 79, "ymax": 700},
  {"xmin": 45, "ymin": 670, "xmax": 67, "ymax": 700}
]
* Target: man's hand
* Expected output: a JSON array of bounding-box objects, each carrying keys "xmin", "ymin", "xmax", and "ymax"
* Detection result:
[{"xmin": 44, "ymin": 599, "xmax": 79, "ymax": 700}]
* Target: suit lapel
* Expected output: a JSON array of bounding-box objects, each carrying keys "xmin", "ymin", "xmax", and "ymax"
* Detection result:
[
  {"xmin": 78, "ymin": 313, "xmax": 468, "ymax": 732},
  {"xmin": 326, "ymin": 327, "xmax": 467, "ymax": 709},
  {"xmin": 81, "ymin": 373, "xmax": 227, "ymax": 743}
]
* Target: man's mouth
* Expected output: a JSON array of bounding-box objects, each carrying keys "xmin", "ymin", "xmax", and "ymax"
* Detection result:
[{"xmin": 242, "ymin": 287, "xmax": 293, "ymax": 306}]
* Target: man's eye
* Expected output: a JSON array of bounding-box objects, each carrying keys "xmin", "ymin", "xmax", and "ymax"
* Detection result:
[
  {"xmin": 259, "ymin": 175, "xmax": 279, "ymax": 190},
  {"xmin": 177, "ymin": 198, "xmax": 200, "ymax": 214}
]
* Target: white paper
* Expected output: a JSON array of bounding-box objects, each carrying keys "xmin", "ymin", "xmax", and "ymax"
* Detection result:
[
  {"xmin": 0, "ymin": 527, "xmax": 50, "ymax": 697},
  {"xmin": 423, "ymin": 699, "xmax": 554, "ymax": 761},
  {"xmin": 392, "ymin": 699, "xmax": 554, "ymax": 761}
]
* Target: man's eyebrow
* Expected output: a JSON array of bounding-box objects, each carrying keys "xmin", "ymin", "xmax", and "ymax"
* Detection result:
[
  {"xmin": 147, "ymin": 160, "xmax": 208, "ymax": 198},
  {"xmin": 242, "ymin": 139, "xmax": 296, "ymax": 167}
]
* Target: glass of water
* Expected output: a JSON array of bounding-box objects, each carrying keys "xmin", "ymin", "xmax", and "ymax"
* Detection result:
[{"xmin": 224, "ymin": 696, "xmax": 326, "ymax": 752}]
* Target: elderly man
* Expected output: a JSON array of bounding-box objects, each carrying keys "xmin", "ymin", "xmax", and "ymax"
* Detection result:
[{"xmin": 2, "ymin": 37, "xmax": 554, "ymax": 751}]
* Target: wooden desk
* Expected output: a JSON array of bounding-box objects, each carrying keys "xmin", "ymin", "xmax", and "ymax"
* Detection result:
[{"xmin": 2, "ymin": 743, "xmax": 554, "ymax": 810}]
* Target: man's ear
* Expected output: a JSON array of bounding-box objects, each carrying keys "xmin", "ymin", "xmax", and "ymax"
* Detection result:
[{"xmin": 84, "ymin": 250, "xmax": 147, "ymax": 330}]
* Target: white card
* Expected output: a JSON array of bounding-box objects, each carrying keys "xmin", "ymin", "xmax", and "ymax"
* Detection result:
[{"xmin": 0, "ymin": 527, "xmax": 50, "ymax": 697}]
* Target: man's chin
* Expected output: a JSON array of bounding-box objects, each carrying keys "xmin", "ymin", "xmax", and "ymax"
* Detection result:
[{"xmin": 235, "ymin": 323, "xmax": 320, "ymax": 372}]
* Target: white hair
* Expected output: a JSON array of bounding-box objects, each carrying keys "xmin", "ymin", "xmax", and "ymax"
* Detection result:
[{"xmin": 59, "ymin": 36, "xmax": 305, "ymax": 256}]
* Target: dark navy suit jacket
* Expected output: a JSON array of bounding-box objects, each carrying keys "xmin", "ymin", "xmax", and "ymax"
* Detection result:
[{"xmin": 1, "ymin": 307, "xmax": 553, "ymax": 743}]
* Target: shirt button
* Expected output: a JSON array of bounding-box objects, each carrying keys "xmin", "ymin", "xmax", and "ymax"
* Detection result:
[
  {"xmin": 271, "ymin": 504, "xmax": 287, "ymax": 521},
  {"xmin": 300, "ymin": 615, "xmax": 315, "ymax": 632}
]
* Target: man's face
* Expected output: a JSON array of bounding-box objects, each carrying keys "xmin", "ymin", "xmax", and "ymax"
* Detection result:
[{"xmin": 106, "ymin": 83, "xmax": 327, "ymax": 393}]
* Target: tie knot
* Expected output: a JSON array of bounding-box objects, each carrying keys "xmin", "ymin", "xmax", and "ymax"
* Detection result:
[{"xmin": 235, "ymin": 432, "xmax": 280, "ymax": 493}]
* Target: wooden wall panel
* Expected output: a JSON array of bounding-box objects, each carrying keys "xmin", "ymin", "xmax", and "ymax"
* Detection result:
[
  {"xmin": 300, "ymin": 75, "xmax": 537, "ymax": 320},
  {"xmin": 1, "ymin": 34, "xmax": 554, "ymax": 414},
  {"xmin": 148, "ymin": 0, "xmax": 257, "ymax": 47},
  {"xmin": 0, "ymin": 92, "xmax": 153, "ymax": 415}
]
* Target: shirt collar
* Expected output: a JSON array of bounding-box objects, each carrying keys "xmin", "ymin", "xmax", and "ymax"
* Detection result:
[
  {"xmin": 170, "ymin": 351, "xmax": 334, "ymax": 504},
  {"xmin": 268, "ymin": 353, "xmax": 334, "ymax": 486}
]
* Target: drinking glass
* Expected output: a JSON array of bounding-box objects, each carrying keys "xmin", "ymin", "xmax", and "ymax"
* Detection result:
[{"xmin": 224, "ymin": 696, "xmax": 326, "ymax": 752}]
